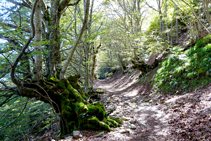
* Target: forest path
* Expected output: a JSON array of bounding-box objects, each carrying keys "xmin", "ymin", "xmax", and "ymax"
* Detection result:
[
  {"xmin": 90, "ymin": 69, "xmax": 211, "ymax": 141},
  {"xmin": 92, "ymin": 69, "xmax": 170, "ymax": 140}
]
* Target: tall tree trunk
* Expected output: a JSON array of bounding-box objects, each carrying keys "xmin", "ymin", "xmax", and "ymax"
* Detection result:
[
  {"xmin": 165, "ymin": 0, "xmax": 169, "ymax": 41},
  {"xmin": 197, "ymin": 4, "xmax": 202, "ymax": 39},
  {"xmin": 175, "ymin": 3, "xmax": 179, "ymax": 44},
  {"xmin": 157, "ymin": 0, "xmax": 163, "ymax": 36},
  {"xmin": 84, "ymin": 42, "xmax": 90, "ymax": 93},
  {"xmin": 20, "ymin": 53, "xmax": 31, "ymax": 79},
  {"xmin": 170, "ymin": 5, "xmax": 176, "ymax": 44},
  {"xmin": 33, "ymin": 0, "xmax": 42, "ymax": 81},
  {"xmin": 47, "ymin": 0, "xmax": 61, "ymax": 77},
  {"xmin": 91, "ymin": 43, "xmax": 101, "ymax": 84}
]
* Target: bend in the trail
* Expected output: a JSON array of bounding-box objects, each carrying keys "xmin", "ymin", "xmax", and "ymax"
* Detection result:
[{"xmin": 93, "ymin": 69, "xmax": 170, "ymax": 140}]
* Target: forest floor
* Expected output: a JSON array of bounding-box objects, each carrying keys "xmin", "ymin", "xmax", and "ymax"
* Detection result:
[
  {"xmin": 36, "ymin": 69, "xmax": 211, "ymax": 141},
  {"xmin": 65, "ymin": 69, "xmax": 211, "ymax": 141}
]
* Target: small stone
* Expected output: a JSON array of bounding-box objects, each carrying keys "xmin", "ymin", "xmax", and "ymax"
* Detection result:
[
  {"xmin": 130, "ymin": 100, "xmax": 136, "ymax": 103},
  {"xmin": 119, "ymin": 103, "xmax": 124, "ymax": 106},
  {"xmin": 114, "ymin": 97, "xmax": 119, "ymax": 102},
  {"xmin": 96, "ymin": 131, "xmax": 104, "ymax": 137},
  {"xmin": 73, "ymin": 130, "xmax": 82, "ymax": 139},
  {"xmin": 109, "ymin": 114, "xmax": 123, "ymax": 120},
  {"xmin": 126, "ymin": 123, "xmax": 131, "ymax": 128},
  {"xmin": 139, "ymin": 122, "xmax": 146, "ymax": 127},
  {"xmin": 115, "ymin": 111, "xmax": 120, "ymax": 114},
  {"xmin": 129, "ymin": 119, "xmax": 137, "ymax": 124},
  {"xmin": 116, "ymin": 114, "xmax": 123, "ymax": 118},
  {"xmin": 122, "ymin": 116, "xmax": 130, "ymax": 121},
  {"xmin": 124, "ymin": 111, "xmax": 131, "ymax": 115},
  {"xmin": 119, "ymin": 129, "xmax": 130, "ymax": 134},
  {"xmin": 124, "ymin": 101, "xmax": 130, "ymax": 105},
  {"xmin": 130, "ymin": 124, "xmax": 136, "ymax": 130}
]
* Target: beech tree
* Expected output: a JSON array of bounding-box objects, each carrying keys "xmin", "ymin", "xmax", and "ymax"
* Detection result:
[{"xmin": 0, "ymin": 0, "xmax": 121, "ymax": 137}]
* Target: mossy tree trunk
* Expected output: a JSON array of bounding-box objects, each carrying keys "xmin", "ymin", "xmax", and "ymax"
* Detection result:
[{"xmin": 22, "ymin": 74, "xmax": 121, "ymax": 137}]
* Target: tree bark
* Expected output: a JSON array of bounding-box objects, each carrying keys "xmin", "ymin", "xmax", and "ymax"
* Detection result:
[
  {"xmin": 91, "ymin": 43, "xmax": 101, "ymax": 84},
  {"xmin": 157, "ymin": 0, "xmax": 163, "ymax": 34},
  {"xmin": 165, "ymin": 0, "xmax": 169, "ymax": 41},
  {"xmin": 47, "ymin": 0, "xmax": 61, "ymax": 77},
  {"xmin": 33, "ymin": 0, "xmax": 42, "ymax": 81}
]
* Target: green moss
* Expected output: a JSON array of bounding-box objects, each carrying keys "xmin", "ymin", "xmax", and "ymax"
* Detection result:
[
  {"xmin": 96, "ymin": 90, "xmax": 104, "ymax": 94},
  {"xmin": 67, "ymin": 74, "xmax": 86, "ymax": 98},
  {"xmin": 81, "ymin": 117, "xmax": 111, "ymax": 131},
  {"xmin": 66, "ymin": 81, "xmax": 73, "ymax": 91},
  {"xmin": 88, "ymin": 102, "xmax": 106, "ymax": 120},
  {"xmin": 68, "ymin": 74, "xmax": 79, "ymax": 83},
  {"xmin": 57, "ymin": 81, "xmax": 66, "ymax": 90},
  {"xmin": 93, "ymin": 101, "xmax": 105, "ymax": 111},
  {"xmin": 48, "ymin": 76, "xmax": 59, "ymax": 83},
  {"xmin": 75, "ymin": 102, "xmax": 88, "ymax": 115},
  {"xmin": 112, "ymin": 117, "xmax": 122, "ymax": 125},
  {"xmin": 104, "ymin": 117, "xmax": 121, "ymax": 127},
  {"xmin": 106, "ymin": 117, "xmax": 120, "ymax": 127},
  {"xmin": 99, "ymin": 121, "xmax": 111, "ymax": 131},
  {"xmin": 67, "ymin": 82, "xmax": 85, "ymax": 103},
  {"xmin": 145, "ymin": 99, "xmax": 151, "ymax": 102},
  {"xmin": 107, "ymin": 101, "xmax": 111, "ymax": 104},
  {"xmin": 40, "ymin": 76, "xmax": 120, "ymax": 135}
]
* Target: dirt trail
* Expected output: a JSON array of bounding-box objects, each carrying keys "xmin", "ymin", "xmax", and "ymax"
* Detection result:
[
  {"xmin": 90, "ymin": 70, "xmax": 211, "ymax": 141},
  {"xmin": 92, "ymin": 70, "xmax": 170, "ymax": 140}
]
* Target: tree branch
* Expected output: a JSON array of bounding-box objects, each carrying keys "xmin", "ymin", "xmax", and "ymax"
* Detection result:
[
  {"xmin": 10, "ymin": 0, "xmax": 38, "ymax": 88},
  {"xmin": 67, "ymin": 0, "xmax": 81, "ymax": 6},
  {"xmin": 60, "ymin": 0, "xmax": 90, "ymax": 79},
  {"xmin": 0, "ymin": 81, "xmax": 9, "ymax": 88},
  {"xmin": 59, "ymin": 0, "xmax": 81, "ymax": 13},
  {"xmin": 6, "ymin": 0, "xmax": 32, "ymax": 8},
  {"xmin": 145, "ymin": 2, "xmax": 158, "ymax": 12},
  {"xmin": 0, "ymin": 95, "xmax": 18, "ymax": 107},
  {"xmin": 0, "ymin": 33, "xmax": 20, "ymax": 47},
  {"xmin": 0, "ymin": 22, "xmax": 31, "ymax": 33}
]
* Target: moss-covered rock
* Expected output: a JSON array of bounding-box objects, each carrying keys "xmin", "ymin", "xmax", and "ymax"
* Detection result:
[
  {"xmin": 80, "ymin": 116, "xmax": 111, "ymax": 131},
  {"xmin": 109, "ymin": 116, "xmax": 122, "ymax": 125}
]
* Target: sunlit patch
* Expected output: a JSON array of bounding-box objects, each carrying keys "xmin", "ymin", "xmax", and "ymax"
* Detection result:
[
  {"xmin": 124, "ymin": 89, "xmax": 139, "ymax": 97},
  {"xmin": 165, "ymin": 93, "xmax": 194, "ymax": 104}
]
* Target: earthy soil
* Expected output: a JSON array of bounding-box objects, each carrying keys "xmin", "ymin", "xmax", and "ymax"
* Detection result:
[{"xmin": 33, "ymin": 69, "xmax": 211, "ymax": 141}]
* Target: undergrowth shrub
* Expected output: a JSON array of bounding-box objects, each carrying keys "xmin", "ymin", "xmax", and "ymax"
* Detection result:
[{"xmin": 154, "ymin": 35, "xmax": 211, "ymax": 94}]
